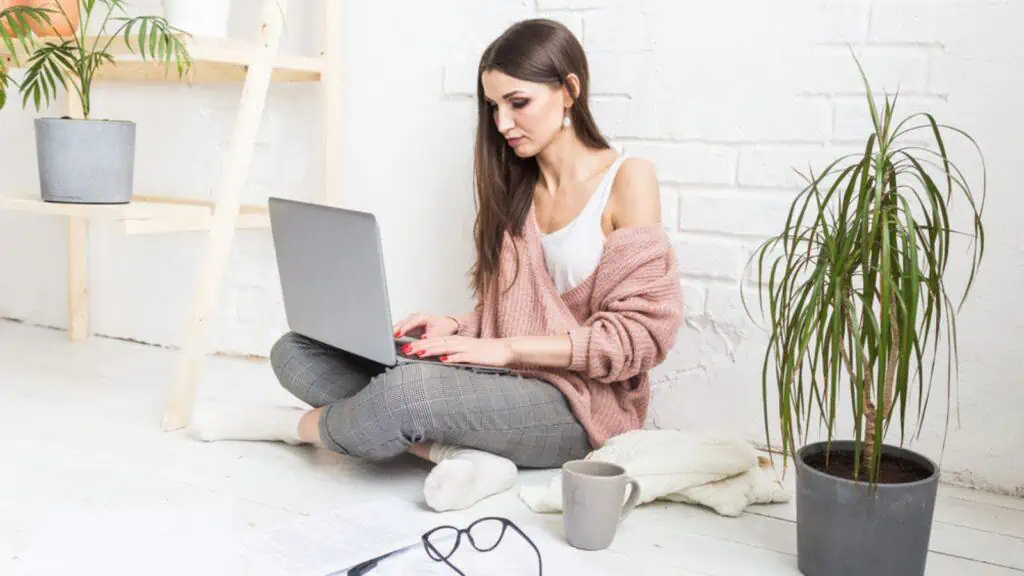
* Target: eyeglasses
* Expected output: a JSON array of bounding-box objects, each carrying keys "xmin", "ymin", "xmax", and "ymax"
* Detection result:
[{"xmin": 421, "ymin": 516, "xmax": 543, "ymax": 575}]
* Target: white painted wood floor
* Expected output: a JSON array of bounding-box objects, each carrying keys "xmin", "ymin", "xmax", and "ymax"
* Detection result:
[{"xmin": 1, "ymin": 320, "xmax": 1021, "ymax": 575}]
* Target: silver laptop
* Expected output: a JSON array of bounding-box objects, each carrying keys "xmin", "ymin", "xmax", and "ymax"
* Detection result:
[{"xmin": 268, "ymin": 197, "xmax": 508, "ymax": 374}]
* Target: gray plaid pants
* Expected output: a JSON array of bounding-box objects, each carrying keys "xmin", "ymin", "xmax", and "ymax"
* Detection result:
[{"xmin": 270, "ymin": 331, "xmax": 592, "ymax": 468}]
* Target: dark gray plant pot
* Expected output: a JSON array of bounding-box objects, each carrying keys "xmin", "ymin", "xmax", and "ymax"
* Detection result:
[
  {"xmin": 34, "ymin": 117, "xmax": 136, "ymax": 204},
  {"xmin": 796, "ymin": 440, "xmax": 939, "ymax": 576}
]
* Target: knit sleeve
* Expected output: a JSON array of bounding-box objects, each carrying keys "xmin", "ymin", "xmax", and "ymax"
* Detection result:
[{"xmin": 566, "ymin": 228, "xmax": 683, "ymax": 383}]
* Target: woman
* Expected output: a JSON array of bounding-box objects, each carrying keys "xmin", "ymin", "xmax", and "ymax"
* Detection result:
[{"xmin": 192, "ymin": 18, "xmax": 683, "ymax": 512}]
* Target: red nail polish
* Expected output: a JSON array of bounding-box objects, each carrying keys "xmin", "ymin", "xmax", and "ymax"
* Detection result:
[
  {"xmin": 441, "ymin": 356, "xmax": 449, "ymax": 362},
  {"xmin": 402, "ymin": 344, "xmax": 411, "ymax": 353}
]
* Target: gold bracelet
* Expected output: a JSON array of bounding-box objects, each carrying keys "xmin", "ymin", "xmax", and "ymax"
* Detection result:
[{"xmin": 446, "ymin": 315, "xmax": 461, "ymax": 333}]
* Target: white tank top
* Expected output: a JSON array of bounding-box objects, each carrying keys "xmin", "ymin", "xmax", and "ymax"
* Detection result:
[{"xmin": 539, "ymin": 154, "xmax": 630, "ymax": 294}]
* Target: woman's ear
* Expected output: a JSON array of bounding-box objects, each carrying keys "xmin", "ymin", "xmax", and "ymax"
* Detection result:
[{"xmin": 562, "ymin": 73, "xmax": 581, "ymax": 105}]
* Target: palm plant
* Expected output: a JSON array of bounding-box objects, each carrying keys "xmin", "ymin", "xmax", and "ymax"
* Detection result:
[
  {"xmin": 744, "ymin": 55, "xmax": 986, "ymax": 485},
  {"xmin": 0, "ymin": 4, "xmax": 49, "ymax": 110},
  {"xmin": 0, "ymin": 0, "xmax": 192, "ymax": 117},
  {"xmin": 2, "ymin": 1, "xmax": 194, "ymax": 205}
]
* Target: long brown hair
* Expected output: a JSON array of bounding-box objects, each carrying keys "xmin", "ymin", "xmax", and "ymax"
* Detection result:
[{"xmin": 470, "ymin": 18, "xmax": 610, "ymax": 297}]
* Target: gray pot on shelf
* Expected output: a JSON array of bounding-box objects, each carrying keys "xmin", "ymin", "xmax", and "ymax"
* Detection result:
[
  {"xmin": 34, "ymin": 117, "xmax": 136, "ymax": 204},
  {"xmin": 795, "ymin": 440, "xmax": 940, "ymax": 576}
]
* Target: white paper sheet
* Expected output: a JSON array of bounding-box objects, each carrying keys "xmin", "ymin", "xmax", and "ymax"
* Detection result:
[
  {"xmin": 17, "ymin": 503, "xmax": 245, "ymax": 576},
  {"xmin": 18, "ymin": 497, "xmax": 608, "ymax": 576},
  {"xmin": 244, "ymin": 497, "xmax": 462, "ymax": 576}
]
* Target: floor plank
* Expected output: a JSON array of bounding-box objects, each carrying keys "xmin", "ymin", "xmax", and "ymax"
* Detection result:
[
  {"xmin": 934, "ymin": 492, "xmax": 1024, "ymax": 539},
  {"xmin": 927, "ymin": 553, "xmax": 1024, "ymax": 576},
  {"xmin": 942, "ymin": 484, "xmax": 1024, "ymax": 512}
]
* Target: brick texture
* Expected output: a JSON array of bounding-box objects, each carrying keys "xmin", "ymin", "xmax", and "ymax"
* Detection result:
[
  {"xmin": 582, "ymin": 8, "xmax": 653, "ymax": 52},
  {"xmin": 798, "ymin": 49, "xmax": 930, "ymax": 95},
  {"xmin": 679, "ymin": 190, "xmax": 797, "ymax": 238},
  {"xmin": 812, "ymin": 2, "xmax": 870, "ymax": 44},
  {"xmin": 673, "ymin": 238, "xmax": 745, "ymax": 281},
  {"xmin": 623, "ymin": 143, "xmax": 735, "ymax": 186},
  {"xmin": 868, "ymin": 2, "xmax": 948, "ymax": 45},
  {"xmin": 737, "ymin": 147, "xmax": 857, "ymax": 189},
  {"xmin": 593, "ymin": 98, "xmax": 833, "ymax": 143},
  {"xmin": 536, "ymin": 0, "xmax": 614, "ymax": 10},
  {"xmin": 832, "ymin": 95, "xmax": 947, "ymax": 143}
]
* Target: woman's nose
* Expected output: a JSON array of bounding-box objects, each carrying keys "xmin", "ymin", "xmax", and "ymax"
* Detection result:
[{"xmin": 495, "ymin": 108, "xmax": 514, "ymax": 133}]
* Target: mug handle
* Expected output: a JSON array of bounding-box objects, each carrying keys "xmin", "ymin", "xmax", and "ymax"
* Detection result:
[{"xmin": 618, "ymin": 477, "xmax": 641, "ymax": 522}]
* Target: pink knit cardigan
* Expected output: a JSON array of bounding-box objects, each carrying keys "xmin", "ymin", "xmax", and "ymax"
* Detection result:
[{"xmin": 456, "ymin": 204, "xmax": 684, "ymax": 448}]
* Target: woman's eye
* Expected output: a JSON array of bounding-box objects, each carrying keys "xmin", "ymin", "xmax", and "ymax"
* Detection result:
[{"xmin": 511, "ymin": 99, "xmax": 529, "ymax": 109}]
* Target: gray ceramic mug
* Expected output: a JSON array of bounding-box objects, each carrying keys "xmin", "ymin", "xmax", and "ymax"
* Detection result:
[{"xmin": 561, "ymin": 460, "xmax": 641, "ymax": 551}]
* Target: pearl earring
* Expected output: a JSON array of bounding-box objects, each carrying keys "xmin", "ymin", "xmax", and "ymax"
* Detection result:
[{"xmin": 563, "ymin": 115, "xmax": 572, "ymax": 128}]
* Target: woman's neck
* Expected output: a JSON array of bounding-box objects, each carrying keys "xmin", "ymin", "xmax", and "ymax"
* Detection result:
[{"xmin": 535, "ymin": 129, "xmax": 601, "ymax": 197}]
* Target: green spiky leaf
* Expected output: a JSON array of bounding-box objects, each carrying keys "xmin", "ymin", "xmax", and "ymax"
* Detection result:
[
  {"xmin": 742, "ymin": 53, "xmax": 986, "ymax": 486},
  {"xmin": 0, "ymin": 0, "xmax": 192, "ymax": 118}
]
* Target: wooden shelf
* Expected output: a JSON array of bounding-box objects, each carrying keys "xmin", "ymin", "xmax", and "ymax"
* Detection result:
[
  {"xmin": 0, "ymin": 34, "xmax": 323, "ymax": 83},
  {"xmin": 0, "ymin": 193, "xmax": 269, "ymax": 234},
  {"xmin": 0, "ymin": 0, "xmax": 340, "ymax": 430}
]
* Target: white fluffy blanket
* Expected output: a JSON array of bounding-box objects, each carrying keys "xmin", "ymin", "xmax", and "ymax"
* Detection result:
[{"xmin": 518, "ymin": 429, "xmax": 792, "ymax": 517}]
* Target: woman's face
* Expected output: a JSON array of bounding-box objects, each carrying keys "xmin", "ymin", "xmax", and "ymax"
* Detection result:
[{"xmin": 481, "ymin": 70, "xmax": 568, "ymax": 158}]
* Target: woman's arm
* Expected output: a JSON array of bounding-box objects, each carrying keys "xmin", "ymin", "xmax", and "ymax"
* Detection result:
[
  {"xmin": 564, "ymin": 157, "xmax": 682, "ymax": 382},
  {"xmin": 502, "ymin": 158, "xmax": 664, "ymax": 368},
  {"xmin": 505, "ymin": 335, "xmax": 572, "ymax": 367},
  {"xmin": 408, "ymin": 157, "xmax": 678, "ymax": 372},
  {"xmin": 405, "ymin": 334, "xmax": 571, "ymax": 368},
  {"xmin": 452, "ymin": 305, "xmax": 482, "ymax": 338},
  {"xmin": 608, "ymin": 157, "xmax": 662, "ymax": 230}
]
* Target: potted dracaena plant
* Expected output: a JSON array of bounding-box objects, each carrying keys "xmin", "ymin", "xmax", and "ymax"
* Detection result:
[
  {"xmin": 743, "ymin": 54, "xmax": 985, "ymax": 576},
  {"xmin": 0, "ymin": 0, "xmax": 191, "ymax": 204}
]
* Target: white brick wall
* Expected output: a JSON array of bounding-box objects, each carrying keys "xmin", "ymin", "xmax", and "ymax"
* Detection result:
[{"xmin": 1, "ymin": 0, "xmax": 1022, "ymax": 495}]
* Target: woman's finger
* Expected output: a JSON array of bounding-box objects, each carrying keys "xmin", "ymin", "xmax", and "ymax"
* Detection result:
[
  {"xmin": 443, "ymin": 351, "xmax": 500, "ymax": 367},
  {"xmin": 403, "ymin": 337, "xmax": 441, "ymax": 357},
  {"xmin": 440, "ymin": 352, "xmax": 472, "ymax": 364},
  {"xmin": 421, "ymin": 319, "xmax": 443, "ymax": 339},
  {"xmin": 409, "ymin": 337, "xmax": 465, "ymax": 357},
  {"xmin": 394, "ymin": 313, "xmax": 425, "ymax": 337},
  {"xmin": 392, "ymin": 317, "xmax": 411, "ymax": 336},
  {"xmin": 429, "ymin": 338, "xmax": 462, "ymax": 356}
]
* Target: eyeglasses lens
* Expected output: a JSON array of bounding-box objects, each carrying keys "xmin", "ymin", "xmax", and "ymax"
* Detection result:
[
  {"xmin": 468, "ymin": 518, "xmax": 506, "ymax": 552},
  {"xmin": 425, "ymin": 526, "xmax": 460, "ymax": 560}
]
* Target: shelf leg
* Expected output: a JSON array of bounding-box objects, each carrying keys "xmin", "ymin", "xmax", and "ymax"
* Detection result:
[
  {"xmin": 65, "ymin": 80, "xmax": 88, "ymax": 340},
  {"xmin": 67, "ymin": 217, "xmax": 88, "ymax": 340},
  {"xmin": 161, "ymin": 0, "xmax": 291, "ymax": 431},
  {"xmin": 324, "ymin": 0, "xmax": 343, "ymax": 206}
]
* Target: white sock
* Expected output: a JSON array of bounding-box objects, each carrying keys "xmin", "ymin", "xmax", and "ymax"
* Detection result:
[
  {"xmin": 188, "ymin": 403, "xmax": 306, "ymax": 445},
  {"xmin": 423, "ymin": 444, "xmax": 518, "ymax": 512}
]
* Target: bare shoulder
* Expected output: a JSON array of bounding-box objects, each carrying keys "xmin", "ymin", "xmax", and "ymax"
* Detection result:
[{"xmin": 609, "ymin": 156, "xmax": 661, "ymax": 229}]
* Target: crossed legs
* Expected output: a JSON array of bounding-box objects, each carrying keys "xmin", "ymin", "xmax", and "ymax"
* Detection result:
[
  {"xmin": 294, "ymin": 408, "xmax": 433, "ymax": 459},
  {"xmin": 190, "ymin": 331, "xmax": 592, "ymax": 510}
]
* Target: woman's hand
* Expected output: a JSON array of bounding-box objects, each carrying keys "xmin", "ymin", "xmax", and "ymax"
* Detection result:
[
  {"xmin": 402, "ymin": 336, "xmax": 515, "ymax": 368},
  {"xmin": 393, "ymin": 313, "xmax": 460, "ymax": 339}
]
